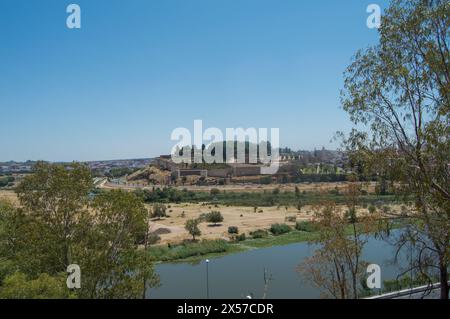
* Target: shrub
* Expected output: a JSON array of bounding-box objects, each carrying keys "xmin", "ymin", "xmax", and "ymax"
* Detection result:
[
  {"xmin": 152, "ymin": 203, "xmax": 167, "ymax": 219},
  {"xmin": 228, "ymin": 226, "xmax": 239, "ymax": 234},
  {"xmin": 149, "ymin": 240, "xmax": 228, "ymax": 262},
  {"xmin": 382, "ymin": 206, "xmax": 391, "ymax": 214},
  {"xmin": 295, "ymin": 221, "xmax": 317, "ymax": 232},
  {"xmin": 249, "ymin": 229, "xmax": 268, "ymax": 239},
  {"xmin": 269, "ymin": 223, "xmax": 291, "ymax": 235},
  {"xmin": 368, "ymin": 204, "xmax": 377, "ymax": 214},
  {"xmin": 206, "ymin": 211, "xmax": 224, "ymax": 226},
  {"xmin": 234, "ymin": 233, "xmax": 246, "ymax": 242}
]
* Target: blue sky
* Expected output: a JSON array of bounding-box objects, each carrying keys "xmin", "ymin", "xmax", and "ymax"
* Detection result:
[{"xmin": 0, "ymin": 0, "xmax": 388, "ymax": 162}]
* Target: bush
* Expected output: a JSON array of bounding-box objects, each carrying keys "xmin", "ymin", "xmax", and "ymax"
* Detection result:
[
  {"xmin": 228, "ymin": 226, "xmax": 239, "ymax": 234},
  {"xmin": 295, "ymin": 221, "xmax": 317, "ymax": 232},
  {"xmin": 368, "ymin": 204, "xmax": 377, "ymax": 214},
  {"xmin": 206, "ymin": 211, "xmax": 224, "ymax": 225},
  {"xmin": 234, "ymin": 233, "xmax": 246, "ymax": 242},
  {"xmin": 269, "ymin": 223, "xmax": 291, "ymax": 235},
  {"xmin": 149, "ymin": 240, "xmax": 229, "ymax": 262},
  {"xmin": 152, "ymin": 203, "xmax": 167, "ymax": 219},
  {"xmin": 249, "ymin": 229, "xmax": 268, "ymax": 239}
]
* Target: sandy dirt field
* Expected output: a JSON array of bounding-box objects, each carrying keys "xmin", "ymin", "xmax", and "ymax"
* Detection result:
[
  {"xmin": 146, "ymin": 202, "xmax": 402, "ymax": 244},
  {"xmin": 1, "ymin": 188, "xmax": 401, "ymax": 245}
]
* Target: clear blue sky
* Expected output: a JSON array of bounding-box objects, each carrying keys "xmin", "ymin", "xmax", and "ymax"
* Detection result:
[{"xmin": 0, "ymin": 0, "xmax": 388, "ymax": 162}]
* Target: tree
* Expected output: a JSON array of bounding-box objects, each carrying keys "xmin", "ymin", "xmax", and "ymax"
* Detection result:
[
  {"xmin": 0, "ymin": 272, "xmax": 75, "ymax": 299},
  {"xmin": 15, "ymin": 161, "xmax": 92, "ymax": 272},
  {"xmin": 206, "ymin": 211, "xmax": 224, "ymax": 226},
  {"xmin": 78, "ymin": 189, "xmax": 159, "ymax": 298},
  {"xmin": 299, "ymin": 203, "xmax": 380, "ymax": 299},
  {"xmin": 2, "ymin": 163, "xmax": 159, "ymax": 299},
  {"xmin": 340, "ymin": 0, "xmax": 449, "ymax": 299},
  {"xmin": 151, "ymin": 203, "xmax": 167, "ymax": 220},
  {"xmin": 185, "ymin": 219, "xmax": 201, "ymax": 241}
]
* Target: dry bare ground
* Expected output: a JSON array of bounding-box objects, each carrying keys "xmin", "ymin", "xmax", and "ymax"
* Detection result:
[
  {"xmin": 147, "ymin": 202, "xmax": 403, "ymax": 244},
  {"xmin": 1, "ymin": 188, "xmax": 402, "ymax": 245}
]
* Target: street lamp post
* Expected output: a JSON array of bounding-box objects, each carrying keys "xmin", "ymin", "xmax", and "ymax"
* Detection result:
[{"xmin": 206, "ymin": 259, "xmax": 210, "ymax": 299}]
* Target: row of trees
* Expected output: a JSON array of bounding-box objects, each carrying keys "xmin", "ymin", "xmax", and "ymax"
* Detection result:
[{"xmin": 0, "ymin": 162, "xmax": 159, "ymax": 298}]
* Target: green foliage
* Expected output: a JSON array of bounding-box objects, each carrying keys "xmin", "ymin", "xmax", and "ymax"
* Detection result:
[
  {"xmin": 0, "ymin": 176, "xmax": 14, "ymax": 188},
  {"xmin": 149, "ymin": 240, "xmax": 229, "ymax": 262},
  {"xmin": 135, "ymin": 186, "xmax": 400, "ymax": 207},
  {"xmin": 0, "ymin": 163, "xmax": 159, "ymax": 299},
  {"xmin": 227, "ymin": 226, "xmax": 239, "ymax": 234},
  {"xmin": 249, "ymin": 229, "xmax": 269, "ymax": 239},
  {"xmin": 0, "ymin": 272, "xmax": 75, "ymax": 299},
  {"xmin": 185, "ymin": 219, "xmax": 201, "ymax": 240},
  {"xmin": 295, "ymin": 221, "xmax": 318, "ymax": 232},
  {"xmin": 205, "ymin": 211, "xmax": 224, "ymax": 225},
  {"xmin": 234, "ymin": 233, "xmax": 246, "ymax": 242},
  {"xmin": 151, "ymin": 203, "xmax": 167, "ymax": 219},
  {"xmin": 269, "ymin": 224, "xmax": 291, "ymax": 235}
]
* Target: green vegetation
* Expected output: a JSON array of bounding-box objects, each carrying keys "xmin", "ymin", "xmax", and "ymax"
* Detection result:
[
  {"xmin": 269, "ymin": 223, "xmax": 292, "ymax": 235},
  {"xmin": 249, "ymin": 229, "xmax": 269, "ymax": 239},
  {"xmin": 184, "ymin": 219, "xmax": 201, "ymax": 241},
  {"xmin": 0, "ymin": 272, "xmax": 76, "ymax": 299},
  {"xmin": 243, "ymin": 230, "xmax": 320, "ymax": 249},
  {"xmin": 340, "ymin": 0, "xmax": 449, "ymax": 298},
  {"xmin": 205, "ymin": 211, "xmax": 224, "ymax": 226},
  {"xmin": 151, "ymin": 203, "xmax": 167, "ymax": 219},
  {"xmin": 134, "ymin": 187, "xmax": 402, "ymax": 207},
  {"xmin": 0, "ymin": 162, "xmax": 159, "ymax": 299},
  {"xmin": 228, "ymin": 226, "xmax": 239, "ymax": 234},
  {"xmin": 295, "ymin": 221, "xmax": 318, "ymax": 232},
  {"xmin": 148, "ymin": 240, "xmax": 236, "ymax": 262},
  {"xmin": 233, "ymin": 233, "xmax": 246, "ymax": 242},
  {"xmin": 0, "ymin": 176, "xmax": 14, "ymax": 188}
]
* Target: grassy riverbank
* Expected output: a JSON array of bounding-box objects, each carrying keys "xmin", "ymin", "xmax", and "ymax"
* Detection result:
[
  {"xmin": 149, "ymin": 219, "xmax": 405, "ymax": 264},
  {"xmin": 149, "ymin": 230, "xmax": 324, "ymax": 264}
]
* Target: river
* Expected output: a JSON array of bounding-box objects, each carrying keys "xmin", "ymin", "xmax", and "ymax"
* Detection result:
[{"xmin": 148, "ymin": 230, "xmax": 408, "ymax": 299}]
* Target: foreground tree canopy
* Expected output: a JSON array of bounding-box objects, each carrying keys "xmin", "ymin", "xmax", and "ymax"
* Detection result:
[
  {"xmin": 341, "ymin": 0, "xmax": 449, "ymax": 298},
  {"xmin": 0, "ymin": 162, "xmax": 159, "ymax": 299}
]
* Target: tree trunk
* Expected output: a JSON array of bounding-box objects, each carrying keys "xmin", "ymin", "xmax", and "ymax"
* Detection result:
[{"xmin": 439, "ymin": 261, "xmax": 449, "ymax": 299}]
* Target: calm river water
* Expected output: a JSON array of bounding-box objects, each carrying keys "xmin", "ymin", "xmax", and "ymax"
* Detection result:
[{"xmin": 148, "ymin": 231, "xmax": 407, "ymax": 299}]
